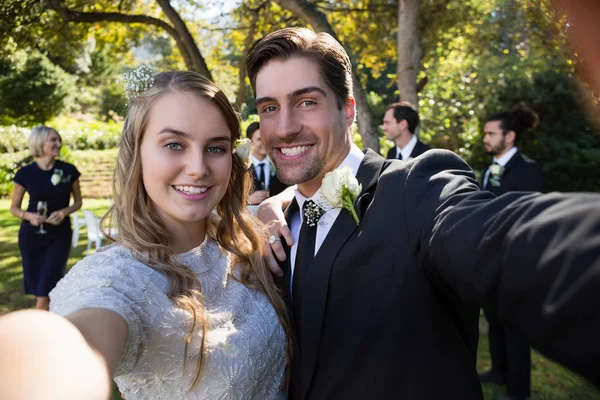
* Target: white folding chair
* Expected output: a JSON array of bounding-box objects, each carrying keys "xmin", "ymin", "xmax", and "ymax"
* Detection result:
[
  {"xmin": 71, "ymin": 211, "xmax": 87, "ymax": 248},
  {"xmin": 82, "ymin": 210, "xmax": 104, "ymax": 253}
]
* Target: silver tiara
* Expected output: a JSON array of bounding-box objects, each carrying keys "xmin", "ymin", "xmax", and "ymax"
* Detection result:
[{"xmin": 120, "ymin": 65, "xmax": 155, "ymax": 101}]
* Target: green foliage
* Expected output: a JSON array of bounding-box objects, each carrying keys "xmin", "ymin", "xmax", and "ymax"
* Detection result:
[
  {"xmin": 100, "ymin": 80, "xmax": 129, "ymax": 120},
  {"xmin": 416, "ymin": 0, "xmax": 599, "ymax": 192},
  {"xmin": 0, "ymin": 117, "xmax": 123, "ymax": 154},
  {"xmin": 0, "ymin": 51, "xmax": 76, "ymax": 125},
  {"xmin": 0, "ymin": 151, "xmax": 29, "ymax": 198}
]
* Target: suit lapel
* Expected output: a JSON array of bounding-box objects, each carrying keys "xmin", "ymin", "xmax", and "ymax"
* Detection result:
[
  {"xmin": 409, "ymin": 140, "xmax": 425, "ymax": 159},
  {"xmin": 409, "ymin": 140, "xmax": 420, "ymax": 159},
  {"xmin": 279, "ymin": 199, "xmax": 299, "ymax": 308},
  {"xmin": 299, "ymin": 149, "xmax": 385, "ymax": 398},
  {"xmin": 502, "ymin": 150, "xmax": 521, "ymax": 176}
]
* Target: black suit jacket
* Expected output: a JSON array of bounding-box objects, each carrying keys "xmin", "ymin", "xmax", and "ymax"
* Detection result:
[
  {"xmin": 277, "ymin": 150, "xmax": 600, "ymax": 399},
  {"xmin": 385, "ymin": 138, "xmax": 431, "ymax": 160},
  {"xmin": 249, "ymin": 162, "xmax": 288, "ymax": 197},
  {"xmin": 482, "ymin": 151, "xmax": 544, "ymax": 194}
]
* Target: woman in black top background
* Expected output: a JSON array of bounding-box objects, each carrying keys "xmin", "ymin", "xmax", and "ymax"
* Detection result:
[{"xmin": 10, "ymin": 126, "xmax": 82, "ymax": 310}]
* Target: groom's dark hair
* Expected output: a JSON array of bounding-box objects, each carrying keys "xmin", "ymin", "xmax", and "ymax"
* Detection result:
[{"xmin": 246, "ymin": 27, "xmax": 353, "ymax": 110}]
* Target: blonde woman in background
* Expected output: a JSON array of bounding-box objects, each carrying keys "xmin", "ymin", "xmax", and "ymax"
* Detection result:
[
  {"xmin": 0, "ymin": 71, "xmax": 290, "ymax": 399},
  {"xmin": 9, "ymin": 126, "xmax": 82, "ymax": 310}
]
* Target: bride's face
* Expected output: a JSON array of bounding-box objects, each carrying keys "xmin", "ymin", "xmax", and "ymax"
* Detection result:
[{"xmin": 139, "ymin": 91, "xmax": 232, "ymax": 235}]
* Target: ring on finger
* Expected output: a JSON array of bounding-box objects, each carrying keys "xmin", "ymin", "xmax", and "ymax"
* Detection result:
[{"xmin": 268, "ymin": 235, "xmax": 281, "ymax": 244}]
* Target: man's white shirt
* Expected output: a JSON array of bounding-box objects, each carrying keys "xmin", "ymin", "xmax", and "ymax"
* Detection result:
[
  {"xmin": 250, "ymin": 154, "xmax": 271, "ymax": 189},
  {"xmin": 289, "ymin": 144, "xmax": 365, "ymax": 288},
  {"xmin": 482, "ymin": 146, "xmax": 518, "ymax": 188},
  {"xmin": 395, "ymin": 134, "xmax": 417, "ymax": 160}
]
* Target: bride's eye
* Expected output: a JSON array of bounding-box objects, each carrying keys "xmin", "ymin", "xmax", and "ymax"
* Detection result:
[
  {"xmin": 207, "ymin": 146, "xmax": 225, "ymax": 154},
  {"xmin": 165, "ymin": 142, "xmax": 183, "ymax": 151}
]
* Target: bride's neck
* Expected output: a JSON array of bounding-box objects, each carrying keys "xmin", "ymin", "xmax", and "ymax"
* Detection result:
[{"xmin": 168, "ymin": 220, "xmax": 208, "ymax": 254}]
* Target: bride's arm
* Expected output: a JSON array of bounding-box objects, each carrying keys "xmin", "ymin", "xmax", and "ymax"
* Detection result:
[{"xmin": 0, "ymin": 308, "xmax": 127, "ymax": 400}]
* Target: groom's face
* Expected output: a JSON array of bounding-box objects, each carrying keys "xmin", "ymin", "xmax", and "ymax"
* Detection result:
[{"xmin": 255, "ymin": 57, "xmax": 355, "ymax": 190}]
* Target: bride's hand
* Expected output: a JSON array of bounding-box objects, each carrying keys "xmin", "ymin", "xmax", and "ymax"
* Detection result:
[{"xmin": 258, "ymin": 188, "xmax": 295, "ymax": 276}]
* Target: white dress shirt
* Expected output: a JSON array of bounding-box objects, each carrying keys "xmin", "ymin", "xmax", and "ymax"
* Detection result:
[
  {"xmin": 395, "ymin": 134, "xmax": 417, "ymax": 160},
  {"xmin": 250, "ymin": 154, "xmax": 271, "ymax": 190},
  {"xmin": 482, "ymin": 146, "xmax": 518, "ymax": 188},
  {"xmin": 289, "ymin": 144, "xmax": 365, "ymax": 287}
]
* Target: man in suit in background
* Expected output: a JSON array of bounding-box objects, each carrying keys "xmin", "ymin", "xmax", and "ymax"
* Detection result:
[
  {"xmin": 479, "ymin": 104, "xmax": 544, "ymax": 400},
  {"xmin": 482, "ymin": 104, "xmax": 544, "ymax": 194},
  {"xmin": 246, "ymin": 122, "xmax": 288, "ymax": 205},
  {"xmin": 248, "ymin": 27, "xmax": 600, "ymax": 399},
  {"xmin": 381, "ymin": 101, "xmax": 431, "ymax": 160}
]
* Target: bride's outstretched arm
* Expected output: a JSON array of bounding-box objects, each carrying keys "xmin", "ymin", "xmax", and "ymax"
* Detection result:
[{"xmin": 0, "ymin": 308, "xmax": 127, "ymax": 399}]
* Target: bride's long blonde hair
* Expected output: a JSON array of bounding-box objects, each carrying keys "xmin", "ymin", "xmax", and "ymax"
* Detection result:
[{"xmin": 102, "ymin": 71, "xmax": 291, "ymax": 389}]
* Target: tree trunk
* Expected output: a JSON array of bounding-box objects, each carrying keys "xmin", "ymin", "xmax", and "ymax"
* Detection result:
[
  {"xmin": 396, "ymin": 0, "xmax": 420, "ymax": 109},
  {"xmin": 46, "ymin": 0, "xmax": 211, "ymax": 79},
  {"xmin": 236, "ymin": 9, "xmax": 260, "ymax": 111},
  {"xmin": 155, "ymin": 0, "xmax": 212, "ymax": 80},
  {"xmin": 274, "ymin": 0, "xmax": 380, "ymax": 152}
]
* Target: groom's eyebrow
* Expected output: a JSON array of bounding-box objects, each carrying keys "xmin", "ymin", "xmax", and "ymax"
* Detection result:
[
  {"xmin": 291, "ymin": 86, "xmax": 327, "ymax": 99},
  {"xmin": 255, "ymin": 86, "xmax": 328, "ymax": 106}
]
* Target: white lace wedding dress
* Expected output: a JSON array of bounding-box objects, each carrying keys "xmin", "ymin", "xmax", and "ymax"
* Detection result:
[{"xmin": 50, "ymin": 239, "xmax": 286, "ymax": 399}]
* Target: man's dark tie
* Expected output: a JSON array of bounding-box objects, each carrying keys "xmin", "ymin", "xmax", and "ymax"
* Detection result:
[
  {"xmin": 292, "ymin": 200, "xmax": 325, "ymax": 338},
  {"xmin": 397, "ymin": 150, "xmax": 403, "ymax": 160},
  {"xmin": 257, "ymin": 162, "xmax": 266, "ymax": 190}
]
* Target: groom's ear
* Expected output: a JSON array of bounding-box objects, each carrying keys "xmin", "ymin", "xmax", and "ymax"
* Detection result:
[{"xmin": 342, "ymin": 97, "xmax": 356, "ymax": 129}]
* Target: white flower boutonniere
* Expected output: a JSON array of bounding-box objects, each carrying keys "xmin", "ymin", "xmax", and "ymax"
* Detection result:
[
  {"xmin": 488, "ymin": 164, "xmax": 505, "ymax": 187},
  {"xmin": 321, "ymin": 166, "xmax": 362, "ymax": 225},
  {"xmin": 51, "ymin": 169, "xmax": 63, "ymax": 186}
]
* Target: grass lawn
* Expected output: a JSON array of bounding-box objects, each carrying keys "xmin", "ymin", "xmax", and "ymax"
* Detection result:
[{"xmin": 0, "ymin": 198, "xmax": 598, "ymax": 399}]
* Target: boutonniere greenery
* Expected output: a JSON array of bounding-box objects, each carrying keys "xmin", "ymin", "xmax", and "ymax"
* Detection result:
[
  {"xmin": 50, "ymin": 168, "xmax": 72, "ymax": 186},
  {"xmin": 488, "ymin": 164, "xmax": 505, "ymax": 187},
  {"xmin": 269, "ymin": 160, "xmax": 276, "ymax": 177},
  {"xmin": 320, "ymin": 166, "xmax": 362, "ymax": 225}
]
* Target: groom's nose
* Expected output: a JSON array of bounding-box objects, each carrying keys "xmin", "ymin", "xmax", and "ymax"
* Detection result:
[{"xmin": 273, "ymin": 108, "xmax": 301, "ymax": 139}]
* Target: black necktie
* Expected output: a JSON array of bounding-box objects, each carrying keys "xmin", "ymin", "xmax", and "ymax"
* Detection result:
[
  {"xmin": 397, "ymin": 150, "xmax": 403, "ymax": 160},
  {"xmin": 292, "ymin": 200, "xmax": 325, "ymax": 336},
  {"xmin": 257, "ymin": 162, "xmax": 265, "ymax": 190}
]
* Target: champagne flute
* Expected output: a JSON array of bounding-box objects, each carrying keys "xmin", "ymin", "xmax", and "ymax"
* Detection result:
[{"xmin": 36, "ymin": 201, "xmax": 47, "ymax": 234}]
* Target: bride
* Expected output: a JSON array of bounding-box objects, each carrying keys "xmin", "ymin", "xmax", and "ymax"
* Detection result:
[{"xmin": 0, "ymin": 71, "xmax": 290, "ymax": 399}]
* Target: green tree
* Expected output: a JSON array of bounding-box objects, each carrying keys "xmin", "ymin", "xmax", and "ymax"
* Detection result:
[
  {"xmin": 46, "ymin": 0, "xmax": 212, "ymax": 78},
  {"xmin": 0, "ymin": 51, "xmax": 75, "ymax": 125},
  {"xmin": 417, "ymin": 0, "xmax": 599, "ymax": 191}
]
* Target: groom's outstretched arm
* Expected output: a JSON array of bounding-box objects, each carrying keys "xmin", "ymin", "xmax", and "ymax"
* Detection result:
[{"xmin": 403, "ymin": 150, "xmax": 600, "ymax": 385}]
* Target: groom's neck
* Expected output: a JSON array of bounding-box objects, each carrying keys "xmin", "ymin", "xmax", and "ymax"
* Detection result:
[{"xmin": 297, "ymin": 143, "xmax": 351, "ymax": 198}]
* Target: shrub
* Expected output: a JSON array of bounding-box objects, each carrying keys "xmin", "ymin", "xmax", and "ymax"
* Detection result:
[
  {"xmin": 0, "ymin": 51, "xmax": 76, "ymax": 124},
  {"xmin": 0, "ymin": 116, "xmax": 123, "ymax": 154}
]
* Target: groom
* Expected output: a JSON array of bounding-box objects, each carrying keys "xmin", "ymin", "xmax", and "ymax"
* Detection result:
[{"xmin": 247, "ymin": 28, "xmax": 600, "ymax": 399}]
